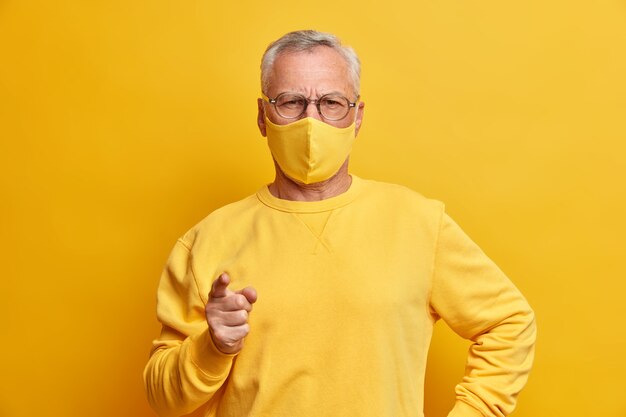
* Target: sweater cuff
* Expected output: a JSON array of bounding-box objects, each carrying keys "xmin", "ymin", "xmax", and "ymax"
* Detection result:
[
  {"xmin": 188, "ymin": 328, "xmax": 236, "ymax": 378},
  {"xmin": 447, "ymin": 400, "xmax": 485, "ymax": 417}
]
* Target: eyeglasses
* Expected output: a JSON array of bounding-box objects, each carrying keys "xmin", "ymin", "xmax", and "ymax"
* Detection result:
[{"xmin": 262, "ymin": 92, "xmax": 358, "ymax": 121}]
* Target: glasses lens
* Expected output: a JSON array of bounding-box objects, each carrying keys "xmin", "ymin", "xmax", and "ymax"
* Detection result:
[
  {"xmin": 319, "ymin": 95, "xmax": 351, "ymax": 120},
  {"xmin": 275, "ymin": 94, "xmax": 306, "ymax": 119}
]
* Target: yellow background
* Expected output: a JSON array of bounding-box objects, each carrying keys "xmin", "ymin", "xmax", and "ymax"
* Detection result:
[{"xmin": 1, "ymin": 1, "xmax": 625, "ymax": 416}]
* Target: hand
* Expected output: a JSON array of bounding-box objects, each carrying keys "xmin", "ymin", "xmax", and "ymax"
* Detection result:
[{"xmin": 205, "ymin": 272, "xmax": 258, "ymax": 354}]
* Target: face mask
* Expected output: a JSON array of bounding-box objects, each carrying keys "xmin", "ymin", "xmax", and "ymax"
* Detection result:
[{"xmin": 264, "ymin": 116, "xmax": 356, "ymax": 184}]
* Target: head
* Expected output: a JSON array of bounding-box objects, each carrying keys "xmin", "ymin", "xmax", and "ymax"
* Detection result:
[
  {"xmin": 257, "ymin": 30, "xmax": 365, "ymax": 135},
  {"xmin": 260, "ymin": 30, "xmax": 361, "ymax": 98}
]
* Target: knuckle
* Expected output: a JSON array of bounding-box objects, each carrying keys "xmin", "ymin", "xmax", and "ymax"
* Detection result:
[
  {"xmin": 225, "ymin": 334, "xmax": 239, "ymax": 345},
  {"xmin": 207, "ymin": 316, "xmax": 219, "ymax": 329},
  {"xmin": 213, "ymin": 329, "xmax": 225, "ymax": 341},
  {"xmin": 205, "ymin": 303, "xmax": 219, "ymax": 316},
  {"xmin": 225, "ymin": 340, "xmax": 238, "ymax": 348},
  {"xmin": 234, "ymin": 295, "xmax": 245, "ymax": 309}
]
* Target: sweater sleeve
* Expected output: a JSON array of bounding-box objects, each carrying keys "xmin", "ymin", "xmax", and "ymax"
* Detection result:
[
  {"xmin": 143, "ymin": 238, "xmax": 236, "ymax": 417},
  {"xmin": 429, "ymin": 212, "xmax": 536, "ymax": 417}
]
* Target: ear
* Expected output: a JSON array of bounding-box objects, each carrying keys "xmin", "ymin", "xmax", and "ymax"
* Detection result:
[
  {"xmin": 257, "ymin": 98, "xmax": 267, "ymax": 137},
  {"xmin": 354, "ymin": 101, "xmax": 365, "ymax": 137}
]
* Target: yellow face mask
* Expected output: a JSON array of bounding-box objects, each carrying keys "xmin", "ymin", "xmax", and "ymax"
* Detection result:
[{"xmin": 264, "ymin": 116, "xmax": 356, "ymax": 184}]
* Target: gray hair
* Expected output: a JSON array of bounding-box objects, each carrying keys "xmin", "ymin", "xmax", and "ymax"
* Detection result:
[{"xmin": 260, "ymin": 30, "xmax": 361, "ymax": 97}]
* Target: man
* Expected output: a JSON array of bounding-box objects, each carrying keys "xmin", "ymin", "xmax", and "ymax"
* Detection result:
[{"xmin": 144, "ymin": 30, "xmax": 536, "ymax": 417}]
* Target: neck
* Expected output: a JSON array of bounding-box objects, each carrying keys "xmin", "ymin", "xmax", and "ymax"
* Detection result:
[{"xmin": 268, "ymin": 160, "xmax": 352, "ymax": 201}]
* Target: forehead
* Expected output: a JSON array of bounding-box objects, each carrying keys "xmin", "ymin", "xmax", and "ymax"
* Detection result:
[{"xmin": 267, "ymin": 46, "xmax": 351, "ymax": 96}]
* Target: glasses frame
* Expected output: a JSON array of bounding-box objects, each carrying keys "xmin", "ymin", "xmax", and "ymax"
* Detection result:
[{"xmin": 262, "ymin": 92, "xmax": 359, "ymax": 121}]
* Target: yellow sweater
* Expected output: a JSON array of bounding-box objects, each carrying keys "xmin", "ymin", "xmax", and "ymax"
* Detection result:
[{"xmin": 144, "ymin": 176, "xmax": 536, "ymax": 417}]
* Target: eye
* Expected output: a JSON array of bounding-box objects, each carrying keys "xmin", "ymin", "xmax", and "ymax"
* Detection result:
[
  {"xmin": 321, "ymin": 96, "xmax": 347, "ymax": 109},
  {"xmin": 277, "ymin": 95, "xmax": 306, "ymax": 109}
]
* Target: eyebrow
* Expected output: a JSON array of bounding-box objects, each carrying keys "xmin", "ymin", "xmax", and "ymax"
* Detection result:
[{"xmin": 277, "ymin": 90, "xmax": 346, "ymax": 98}]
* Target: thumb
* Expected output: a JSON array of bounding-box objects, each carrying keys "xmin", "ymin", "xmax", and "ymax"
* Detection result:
[{"xmin": 238, "ymin": 286, "xmax": 258, "ymax": 305}]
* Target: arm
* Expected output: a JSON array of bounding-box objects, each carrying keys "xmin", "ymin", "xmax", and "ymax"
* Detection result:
[
  {"xmin": 429, "ymin": 212, "xmax": 536, "ymax": 417},
  {"xmin": 143, "ymin": 239, "xmax": 236, "ymax": 417}
]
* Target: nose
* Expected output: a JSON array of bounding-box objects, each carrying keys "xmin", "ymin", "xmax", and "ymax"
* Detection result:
[{"xmin": 303, "ymin": 100, "xmax": 323, "ymax": 121}]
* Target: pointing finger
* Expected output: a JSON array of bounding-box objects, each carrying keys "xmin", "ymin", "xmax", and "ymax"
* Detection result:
[{"xmin": 209, "ymin": 273, "xmax": 231, "ymax": 298}]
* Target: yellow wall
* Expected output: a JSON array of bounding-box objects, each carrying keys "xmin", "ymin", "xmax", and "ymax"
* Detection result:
[{"xmin": 1, "ymin": 1, "xmax": 625, "ymax": 416}]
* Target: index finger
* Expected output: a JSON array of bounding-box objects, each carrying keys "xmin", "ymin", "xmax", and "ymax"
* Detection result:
[{"xmin": 209, "ymin": 273, "xmax": 231, "ymax": 299}]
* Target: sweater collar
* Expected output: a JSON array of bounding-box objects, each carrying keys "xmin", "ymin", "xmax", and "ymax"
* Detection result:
[{"xmin": 256, "ymin": 175, "xmax": 362, "ymax": 213}]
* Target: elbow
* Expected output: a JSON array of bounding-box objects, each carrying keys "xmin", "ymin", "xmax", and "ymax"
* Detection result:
[{"xmin": 143, "ymin": 351, "xmax": 186, "ymax": 417}]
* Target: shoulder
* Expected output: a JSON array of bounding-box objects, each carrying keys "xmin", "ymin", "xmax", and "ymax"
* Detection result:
[
  {"xmin": 178, "ymin": 192, "xmax": 262, "ymax": 248},
  {"xmin": 358, "ymin": 177, "xmax": 445, "ymax": 214},
  {"xmin": 352, "ymin": 177, "xmax": 446, "ymax": 240}
]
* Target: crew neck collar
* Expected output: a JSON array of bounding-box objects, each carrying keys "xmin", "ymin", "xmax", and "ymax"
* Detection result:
[{"xmin": 256, "ymin": 175, "xmax": 362, "ymax": 213}]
